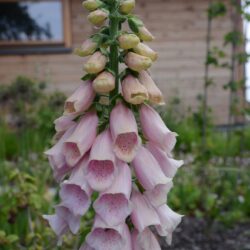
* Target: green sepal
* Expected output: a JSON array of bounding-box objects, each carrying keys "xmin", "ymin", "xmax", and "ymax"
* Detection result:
[
  {"xmin": 127, "ymin": 15, "xmax": 143, "ymax": 33},
  {"xmin": 81, "ymin": 74, "xmax": 96, "ymax": 81}
]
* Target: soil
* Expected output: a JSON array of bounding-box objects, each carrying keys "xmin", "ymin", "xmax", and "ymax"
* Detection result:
[{"xmin": 161, "ymin": 217, "xmax": 250, "ymax": 250}]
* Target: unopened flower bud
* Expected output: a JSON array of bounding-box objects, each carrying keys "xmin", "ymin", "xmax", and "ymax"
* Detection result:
[
  {"xmin": 122, "ymin": 75, "xmax": 149, "ymax": 104},
  {"xmin": 118, "ymin": 33, "xmax": 140, "ymax": 50},
  {"xmin": 138, "ymin": 70, "xmax": 164, "ymax": 105},
  {"xmin": 84, "ymin": 51, "xmax": 107, "ymax": 74},
  {"xmin": 119, "ymin": 0, "xmax": 135, "ymax": 14},
  {"xmin": 82, "ymin": 0, "xmax": 102, "ymax": 11},
  {"xmin": 93, "ymin": 71, "xmax": 115, "ymax": 93},
  {"xmin": 133, "ymin": 43, "xmax": 158, "ymax": 61},
  {"xmin": 88, "ymin": 9, "xmax": 108, "ymax": 26},
  {"xmin": 137, "ymin": 26, "xmax": 155, "ymax": 42},
  {"xmin": 125, "ymin": 52, "xmax": 152, "ymax": 72},
  {"xmin": 74, "ymin": 39, "xmax": 97, "ymax": 57}
]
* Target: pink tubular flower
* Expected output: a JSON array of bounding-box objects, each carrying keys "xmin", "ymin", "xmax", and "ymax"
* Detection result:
[
  {"xmin": 45, "ymin": 124, "xmax": 77, "ymax": 181},
  {"xmin": 110, "ymin": 102, "xmax": 141, "ymax": 162},
  {"xmin": 63, "ymin": 112, "xmax": 98, "ymax": 166},
  {"xmin": 132, "ymin": 228, "xmax": 161, "ymax": 250},
  {"xmin": 43, "ymin": 205, "xmax": 81, "ymax": 238},
  {"xmin": 64, "ymin": 82, "xmax": 95, "ymax": 116},
  {"xmin": 86, "ymin": 215, "xmax": 127, "ymax": 250},
  {"xmin": 132, "ymin": 146, "xmax": 171, "ymax": 190},
  {"xmin": 155, "ymin": 204, "xmax": 183, "ymax": 245},
  {"xmin": 79, "ymin": 243, "xmax": 95, "ymax": 250},
  {"xmin": 87, "ymin": 129, "xmax": 116, "ymax": 191},
  {"xmin": 125, "ymin": 52, "xmax": 152, "ymax": 72},
  {"xmin": 144, "ymin": 182, "xmax": 173, "ymax": 207},
  {"xmin": 84, "ymin": 51, "xmax": 107, "ymax": 74},
  {"xmin": 146, "ymin": 142, "xmax": 183, "ymax": 178},
  {"xmin": 121, "ymin": 75, "xmax": 149, "ymax": 105},
  {"xmin": 59, "ymin": 156, "xmax": 92, "ymax": 216},
  {"xmin": 130, "ymin": 188, "xmax": 160, "ymax": 233},
  {"xmin": 54, "ymin": 114, "xmax": 76, "ymax": 134},
  {"xmin": 140, "ymin": 104, "xmax": 177, "ymax": 153},
  {"xmin": 138, "ymin": 70, "xmax": 165, "ymax": 105},
  {"xmin": 93, "ymin": 161, "xmax": 132, "ymax": 226}
]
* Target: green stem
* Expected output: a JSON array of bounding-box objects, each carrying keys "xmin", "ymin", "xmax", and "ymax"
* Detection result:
[{"xmin": 109, "ymin": 1, "xmax": 120, "ymax": 103}]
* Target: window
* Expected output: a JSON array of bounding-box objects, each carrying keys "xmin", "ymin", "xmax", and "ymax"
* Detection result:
[{"xmin": 0, "ymin": 0, "xmax": 72, "ymax": 54}]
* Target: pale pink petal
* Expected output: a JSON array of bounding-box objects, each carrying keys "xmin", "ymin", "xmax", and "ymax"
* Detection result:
[
  {"xmin": 60, "ymin": 156, "xmax": 92, "ymax": 216},
  {"xmin": 155, "ymin": 204, "xmax": 183, "ymax": 238},
  {"xmin": 64, "ymin": 82, "xmax": 95, "ymax": 115},
  {"xmin": 132, "ymin": 228, "xmax": 161, "ymax": 250},
  {"xmin": 140, "ymin": 104, "xmax": 177, "ymax": 153},
  {"xmin": 63, "ymin": 112, "xmax": 98, "ymax": 166},
  {"xmin": 146, "ymin": 142, "xmax": 183, "ymax": 178},
  {"xmin": 130, "ymin": 188, "xmax": 160, "ymax": 233},
  {"xmin": 132, "ymin": 146, "xmax": 171, "ymax": 190},
  {"xmin": 45, "ymin": 124, "xmax": 76, "ymax": 170},
  {"xmin": 43, "ymin": 214, "xmax": 68, "ymax": 238},
  {"xmin": 53, "ymin": 162, "xmax": 73, "ymax": 182},
  {"xmin": 123, "ymin": 223, "xmax": 132, "ymax": 250},
  {"xmin": 93, "ymin": 162, "xmax": 132, "ymax": 226},
  {"xmin": 87, "ymin": 129, "xmax": 116, "ymax": 191},
  {"xmin": 144, "ymin": 182, "xmax": 173, "ymax": 207},
  {"xmin": 55, "ymin": 205, "xmax": 81, "ymax": 234},
  {"xmin": 110, "ymin": 102, "xmax": 141, "ymax": 162},
  {"xmin": 86, "ymin": 216, "xmax": 126, "ymax": 250},
  {"xmin": 54, "ymin": 114, "xmax": 77, "ymax": 133}
]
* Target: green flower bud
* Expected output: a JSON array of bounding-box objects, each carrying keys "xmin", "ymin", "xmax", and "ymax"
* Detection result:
[
  {"xmin": 82, "ymin": 0, "xmax": 102, "ymax": 11},
  {"xmin": 133, "ymin": 43, "xmax": 158, "ymax": 61},
  {"xmin": 88, "ymin": 9, "xmax": 109, "ymax": 26},
  {"xmin": 120, "ymin": 0, "xmax": 135, "ymax": 14},
  {"xmin": 118, "ymin": 33, "xmax": 140, "ymax": 50},
  {"xmin": 137, "ymin": 26, "xmax": 155, "ymax": 42},
  {"xmin": 84, "ymin": 51, "xmax": 107, "ymax": 74},
  {"xmin": 74, "ymin": 39, "xmax": 98, "ymax": 57}
]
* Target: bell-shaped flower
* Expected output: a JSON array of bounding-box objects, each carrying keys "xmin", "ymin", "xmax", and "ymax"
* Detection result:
[
  {"xmin": 54, "ymin": 115, "xmax": 76, "ymax": 134},
  {"xmin": 79, "ymin": 243, "xmax": 95, "ymax": 250},
  {"xmin": 86, "ymin": 215, "xmax": 127, "ymax": 250},
  {"xmin": 64, "ymin": 82, "xmax": 95, "ymax": 116},
  {"xmin": 133, "ymin": 43, "xmax": 158, "ymax": 61},
  {"xmin": 43, "ymin": 205, "xmax": 81, "ymax": 238},
  {"xmin": 146, "ymin": 142, "xmax": 183, "ymax": 178},
  {"xmin": 130, "ymin": 188, "xmax": 160, "ymax": 233},
  {"xmin": 63, "ymin": 112, "xmax": 98, "ymax": 166},
  {"xmin": 87, "ymin": 9, "xmax": 109, "ymax": 26},
  {"xmin": 110, "ymin": 102, "xmax": 141, "ymax": 162},
  {"xmin": 82, "ymin": 0, "xmax": 102, "ymax": 11},
  {"xmin": 140, "ymin": 104, "xmax": 177, "ymax": 153},
  {"xmin": 74, "ymin": 38, "xmax": 98, "ymax": 57},
  {"xmin": 138, "ymin": 71, "xmax": 164, "ymax": 105},
  {"xmin": 119, "ymin": 0, "xmax": 135, "ymax": 14},
  {"xmin": 125, "ymin": 52, "xmax": 152, "ymax": 72},
  {"xmin": 132, "ymin": 228, "xmax": 161, "ymax": 250},
  {"xmin": 118, "ymin": 33, "xmax": 140, "ymax": 50},
  {"xmin": 59, "ymin": 156, "xmax": 92, "ymax": 216},
  {"xmin": 144, "ymin": 182, "xmax": 173, "ymax": 207},
  {"xmin": 155, "ymin": 204, "xmax": 183, "ymax": 244},
  {"xmin": 45, "ymin": 124, "xmax": 77, "ymax": 181},
  {"xmin": 84, "ymin": 51, "xmax": 107, "ymax": 74},
  {"xmin": 93, "ymin": 71, "xmax": 115, "ymax": 94},
  {"xmin": 93, "ymin": 161, "xmax": 132, "ymax": 226},
  {"xmin": 132, "ymin": 146, "xmax": 171, "ymax": 190},
  {"xmin": 137, "ymin": 26, "xmax": 155, "ymax": 42},
  {"xmin": 87, "ymin": 129, "xmax": 116, "ymax": 191},
  {"xmin": 122, "ymin": 75, "xmax": 149, "ymax": 105}
]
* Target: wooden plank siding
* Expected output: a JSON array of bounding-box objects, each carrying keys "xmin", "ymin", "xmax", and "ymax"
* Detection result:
[{"xmin": 0, "ymin": 0, "xmax": 244, "ymax": 124}]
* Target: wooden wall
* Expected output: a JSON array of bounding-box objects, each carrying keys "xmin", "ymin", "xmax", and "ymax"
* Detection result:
[{"xmin": 0, "ymin": 0, "xmax": 241, "ymax": 124}]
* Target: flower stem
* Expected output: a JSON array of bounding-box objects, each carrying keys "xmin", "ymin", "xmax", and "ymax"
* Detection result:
[{"xmin": 109, "ymin": 0, "xmax": 120, "ymax": 102}]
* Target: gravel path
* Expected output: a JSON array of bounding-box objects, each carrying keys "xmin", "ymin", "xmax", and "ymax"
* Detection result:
[{"xmin": 160, "ymin": 217, "xmax": 250, "ymax": 250}]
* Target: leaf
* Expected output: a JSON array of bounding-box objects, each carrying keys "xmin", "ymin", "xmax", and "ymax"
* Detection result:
[
  {"xmin": 128, "ymin": 16, "xmax": 143, "ymax": 33},
  {"xmin": 81, "ymin": 74, "xmax": 96, "ymax": 81}
]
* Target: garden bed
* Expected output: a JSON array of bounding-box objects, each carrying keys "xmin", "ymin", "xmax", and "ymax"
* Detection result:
[{"xmin": 162, "ymin": 217, "xmax": 250, "ymax": 250}]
